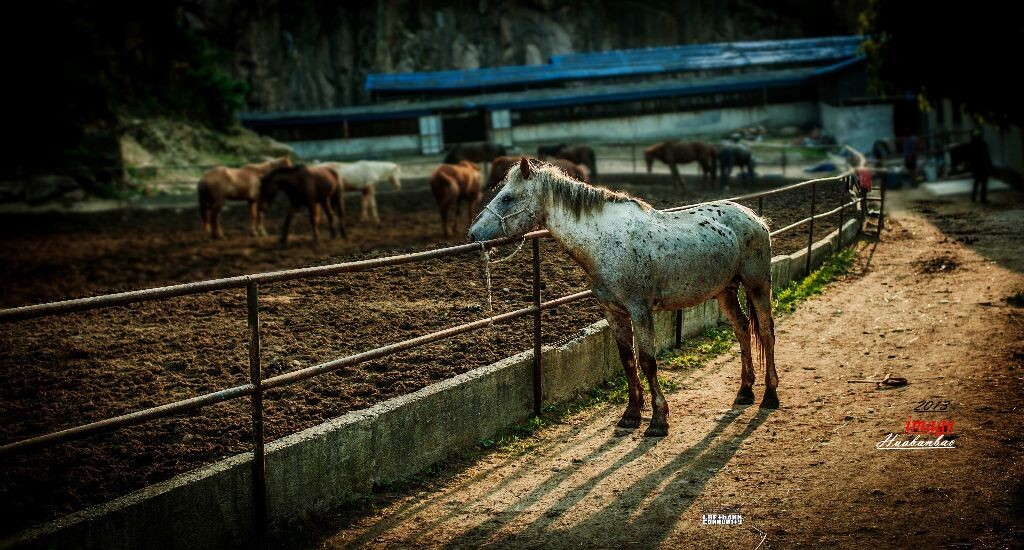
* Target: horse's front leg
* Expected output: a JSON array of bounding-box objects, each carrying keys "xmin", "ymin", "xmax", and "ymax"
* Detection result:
[
  {"xmin": 669, "ymin": 163, "xmax": 684, "ymax": 189},
  {"xmin": 309, "ymin": 202, "xmax": 322, "ymax": 244},
  {"xmin": 606, "ymin": 309, "xmax": 644, "ymax": 428},
  {"xmin": 248, "ymin": 200, "xmax": 260, "ymax": 237},
  {"xmin": 369, "ymin": 190, "xmax": 381, "ymax": 224},
  {"xmin": 630, "ymin": 307, "xmax": 669, "ymax": 436},
  {"xmin": 360, "ymin": 189, "xmax": 371, "ymax": 222},
  {"xmin": 717, "ymin": 288, "xmax": 755, "ymax": 405},
  {"xmin": 279, "ymin": 206, "xmax": 296, "ymax": 247}
]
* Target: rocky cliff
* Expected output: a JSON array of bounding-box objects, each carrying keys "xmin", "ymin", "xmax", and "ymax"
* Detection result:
[{"xmin": 191, "ymin": 0, "xmax": 865, "ymax": 112}]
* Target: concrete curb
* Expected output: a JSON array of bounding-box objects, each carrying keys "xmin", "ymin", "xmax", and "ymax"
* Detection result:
[{"xmin": 12, "ymin": 216, "xmax": 862, "ymax": 550}]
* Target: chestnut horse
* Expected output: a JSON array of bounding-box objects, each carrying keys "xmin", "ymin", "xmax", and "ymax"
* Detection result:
[
  {"xmin": 486, "ymin": 156, "xmax": 588, "ymax": 190},
  {"xmin": 443, "ymin": 142, "xmax": 508, "ymax": 164},
  {"xmin": 429, "ymin": 161, "xmax": 482, "ymax": 237},
  {"xmin": 259, "ymin": 165, "xmax": 346, "ymax": 246},
  {"xmin": 537, "ymin": 144, "xmax": 598, "ymax": 179},
  {"xmin": 644, "ymin": 141, "xmax": 717, "ymax": 188},
  {"xmin": 198, "ymin": 157, "xmax": 292, "ymax": 239}
]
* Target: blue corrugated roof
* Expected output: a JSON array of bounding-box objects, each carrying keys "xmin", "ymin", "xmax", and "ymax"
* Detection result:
[
  {"xmin": 240, "ymin": 56, "xmax": 864, "ymax": 127},
  {"xmin": 365, "ymin": 35, "xmax": 862, "ymax": 93}
]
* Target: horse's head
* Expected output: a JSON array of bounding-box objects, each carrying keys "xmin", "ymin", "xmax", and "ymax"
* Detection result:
[
  {"xmin": 388, "ymin": 165, "xmax": 402, "ymax": 190},
  {"xmin": 258, "ymin": 166, "xmax": 293, "ymax": 209},
  {"xmin": 469, "ymin": 157, "xmax": 544, "ymax": 243},
  {"xmin": 644, "ymin": 146, "xmax": 656, "ymax": 173}
]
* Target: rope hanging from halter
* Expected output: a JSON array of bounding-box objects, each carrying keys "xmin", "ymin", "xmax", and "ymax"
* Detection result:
[{"xmin": 478, "ymin": 236, "xmax": 528, "ymax": 326}]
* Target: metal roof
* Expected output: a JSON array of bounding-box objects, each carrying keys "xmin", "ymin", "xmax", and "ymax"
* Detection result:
[
  {"xmin": 240, "ymin": 56, "xmax": 863, "ymax": 128},
  {"xmin": 364, "ymin": 35, "xmax": 862, "ymax": 93}
]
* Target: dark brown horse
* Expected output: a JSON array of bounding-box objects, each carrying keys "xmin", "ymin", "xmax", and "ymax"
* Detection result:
[
  {"xmin": 443, "ymin": 142, "xmax": 508, "ymax": 164},
  {"xmin": 644, "ymin": 141, "xmax": 717, "ymax": 188},
  {"xmin": 259, "ymin": 165, "xmax": 346, "ymax": 246},
  {"xmin": 486, "ymin": 156, "xmax": 588, "ymax": 190},
  {"xmin": 537, "ymin": 144, "xmax": 597, "ymax": 179},
  {"xmin": 198, "ymin": 157, "xmax": 292, "ymax": 239},
  {"xmin": 429, "ymin": 161, "xmax": 482, "ymax": 237}
]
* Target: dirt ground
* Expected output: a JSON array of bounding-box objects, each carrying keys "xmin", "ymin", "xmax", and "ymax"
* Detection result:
[
  {"xmin": 0, "ymin": 176, "xmax": 848, "ymax": 535},
  {"xmin": 316, "ymin": 186, "xmax": 1024, "ymax": 549}
]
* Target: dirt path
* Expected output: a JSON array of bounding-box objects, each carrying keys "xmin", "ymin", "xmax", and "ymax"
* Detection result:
[{"xmin": 317, "ymin": 187, "xmax": 1024, "ymax": 549}]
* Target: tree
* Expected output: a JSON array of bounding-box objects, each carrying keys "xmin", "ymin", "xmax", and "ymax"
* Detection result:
[{"xmin": 860, "ymin": 0, "xmax": 1024, "ymax": 125}]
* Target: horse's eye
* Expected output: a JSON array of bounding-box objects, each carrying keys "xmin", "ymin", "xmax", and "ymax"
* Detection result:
[{"xmin": 502, "ymin": 195, "xmax": 514, "ymax": 202}]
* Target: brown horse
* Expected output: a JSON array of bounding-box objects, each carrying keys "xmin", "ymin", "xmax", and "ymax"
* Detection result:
[
  {"xmin": 644, "ymin": 141, "xmax": 717, "ymax": 188},
  {"xmin": 486, "ymin": 156, "xmax": 588, "ymax": 190},
  {"xmin": 429, "ymin": 161, "xmax": 482, "ymax": 237},
  {"xmin": 198, "ymin": 156, "xmax": 292, "ymax": 239},
  {"xmin": 443, "ymin": 142, "xmax": 508, "ymax": 164},
  {"xmin": 259, "ymin": 165, "xmax": 346, "ymax": 246},
  {"xmin": 537, "ymin": 144, "xmax": 597, "ymax": 179}
]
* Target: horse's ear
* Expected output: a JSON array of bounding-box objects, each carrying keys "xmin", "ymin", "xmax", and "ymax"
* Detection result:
[{"xmin": 520, "ymin": 157, "xmax": 532, "ymax": 180}]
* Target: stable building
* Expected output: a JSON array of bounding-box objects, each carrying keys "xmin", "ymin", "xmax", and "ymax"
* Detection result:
[{"xmin": 241, "ymin": 35, "xmax": 896, "ymax": 159}]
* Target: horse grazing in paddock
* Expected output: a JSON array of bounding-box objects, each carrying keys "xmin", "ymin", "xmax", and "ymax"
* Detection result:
[
  {"xmin": 198, "ymin": 156, "xmax": 292, "ymax": 239},
  {"xmin": 644, "ymin": 141, "xmax": 717, "ymax": 188},
  {"xmin": 430, "ymin": 161, "xmax": 482, "ymax": 237},
  {"xmin": 259, "ymin": 165, "xmax": 346, "ymax": 246},
  {"xmin": 443, "ymin": 142, "xmax": 508, "ymax": 164},
  {"xmin": 718, "ymin": 143, "xmax": 757, "ymax": 188},
  {"xmin": 315, "ymin": 161, "xmax": 401, "ymax": 224},
  {"xmin": 537, "ymin": 144, "xmax": 598, "ymax": 180},
  {"xmin": 486, "ymin": 156, "xmax": 588, "ymax": 190},
  {"xmin": 469, "ymin": 158, "xmax": 778, "ymax": 437}
]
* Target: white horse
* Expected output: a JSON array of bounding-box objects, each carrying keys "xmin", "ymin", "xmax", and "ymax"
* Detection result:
[
  {"xmin": 468, "ymin": 158, "xmax": 778, "ymax": 437},
  {"xmin": 316, "ymin": 161, "xmax": 402, "ymax": 223}
]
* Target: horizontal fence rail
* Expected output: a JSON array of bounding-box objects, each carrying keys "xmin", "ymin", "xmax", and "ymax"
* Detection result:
[{"xmin": 0, "ymin": 168, "xmax": 879, "ymax": 542}]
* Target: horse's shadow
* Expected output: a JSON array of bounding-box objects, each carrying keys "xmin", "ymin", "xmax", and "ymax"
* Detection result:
[{"xmin": 443, "ymin": 408, "xmax": 772, "ymax": 548}]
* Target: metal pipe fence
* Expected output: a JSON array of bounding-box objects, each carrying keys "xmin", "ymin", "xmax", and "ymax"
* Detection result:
[{"xmin": 0, "ymin": 168, "xmax": 880, "ymax": 539}]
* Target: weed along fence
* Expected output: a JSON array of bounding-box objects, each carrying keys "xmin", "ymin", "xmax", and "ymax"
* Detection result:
[{"xmin": 0, "ymin": 170, "xmax": 881, "ymax": 549}]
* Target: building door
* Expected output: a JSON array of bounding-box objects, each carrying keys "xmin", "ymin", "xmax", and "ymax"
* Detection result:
[{"xmin": 442, "ymin": 110, "xmax": 487, "ymax": 146}]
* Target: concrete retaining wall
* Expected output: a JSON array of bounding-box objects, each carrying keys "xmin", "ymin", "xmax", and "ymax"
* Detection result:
[{"xmin": 12, "ymin": 215, "xmax": 862, "ymax": 550}]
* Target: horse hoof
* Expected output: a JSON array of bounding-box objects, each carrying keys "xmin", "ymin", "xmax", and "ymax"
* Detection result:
[
  {"xmin": 733, "ymin": 387, "xmax": 755, "ymax": 406},
  {"xmin": 616, "ymin": 415, "xmax": 642, "ymax": 429},
  {"xmin": 760, "ymin": 390, "xmax": 780, "ymax": 409},
  {"xmin": 644, "ymin": 424, "xmax": 669, "ymax": 438}
]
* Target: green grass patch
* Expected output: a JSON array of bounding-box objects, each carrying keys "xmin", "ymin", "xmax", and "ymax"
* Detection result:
[{"xmin": 774, "ymin": 247, "xmax": 856, "ymax": 315}]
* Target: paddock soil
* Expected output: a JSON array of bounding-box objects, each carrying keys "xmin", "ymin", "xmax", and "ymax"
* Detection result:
[
  {"xmin": 317, "ymin": 186, "xmax": 1024, "ymax": 548},
  {"xmin": 0, "ymin": 177, "xmax": 849, "ymax": 534}
]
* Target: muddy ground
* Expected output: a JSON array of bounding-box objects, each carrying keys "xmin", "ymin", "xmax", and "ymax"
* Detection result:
[
  {"xmin": 317, "ymin": 186, "xmax": 1024, "ymax": 549},
  {"xmin": 0, "ymin": 176, "xmax": 850, "ymax": 534}
]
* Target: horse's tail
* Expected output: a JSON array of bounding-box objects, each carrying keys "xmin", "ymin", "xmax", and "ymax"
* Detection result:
[{"xmin": 746, "ymin": 289, "xmax": 767, "ymax": 376}]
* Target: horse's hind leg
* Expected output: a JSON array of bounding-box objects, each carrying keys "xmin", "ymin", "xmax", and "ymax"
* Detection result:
[
  {"xmin": 629, "ymin": 306, "xmax": 669, "ymax": 436},
  {"xmin": 369, "ymin": 190, "xmax": 381, "ymax": 224},
  {"xmin": 309, "ymin": 203, "xmax": 322, "ymax": 244},
  {"xmin": 605, "ymin": 308, "xmax": 644, "ymax": 429},
  {"xmin": 744, "ymin": 278, "xmax": 779, "ymax": 408},
  {"xmin": 321, "ymin": 198, "xmax": 337, "ymax": 238},
  {"xmin": 360, "ymin": 189, "xmax": 371, "ymax": 222},
  {"xmin": 716, "ymin": 286, "xmax": 755, "ymax": 405},
  {"xmin": 212, "ymin": 203, "xmax": 225, "ymax": 239},
  {"xmin": 248, "ymin": 200, "xmax": 260, "ymax": 237}
]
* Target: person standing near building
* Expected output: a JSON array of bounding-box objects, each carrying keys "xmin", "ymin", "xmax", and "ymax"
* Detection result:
[{"xmin": 969, "ymin": 128, "xmax": 993, "ymax": 203}]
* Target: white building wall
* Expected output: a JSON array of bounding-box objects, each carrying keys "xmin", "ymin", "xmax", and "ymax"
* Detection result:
[
  {"xmin": 286, "ymin": 135, "xmax": 422, "ymax": 160},
  {"xmin": 819, "ymin": 102, "xmax": 894, "ymax": 152},
  {"xmin": 510, "ymin": 102, "xmax": 819, "ymax": 144}
]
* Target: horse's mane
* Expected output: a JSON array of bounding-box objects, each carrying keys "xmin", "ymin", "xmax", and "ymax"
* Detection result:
[{"xmin": 509, "ymin": 161, "xmax": 651, "ymax": 220}]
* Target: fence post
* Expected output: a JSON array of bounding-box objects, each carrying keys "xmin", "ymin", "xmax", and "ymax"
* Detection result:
[
  {"xmin": 806, "ymin": 182, "xmax": 816, "ymax": 275},
  {"xmin": 782, "ymin": 147, "xmax": 787, "ymax": 177},
  {"xmin": 246, "ymin": 281, "xmax": 268, "ymax": 548},
  {"xmin": 758, "ymin": 197, "xmax": 764, "ymax": 217},
  {"xmin": 631, "ymin": 143, "xmax": 637, "ymax": 174},
  {"xmin": 837, "ymin": 189, "xmax": 845, "ymax": 250},
  {"xmin": 532, "ymin": 238, "xmax": 543, "ymax": 416},
  {"xmin": 674, "ymin": 309, "xmax": 683, "ymax": 348},
  {"xmin": 878, "ymin": 177, "xmax": 886, "ymax": 237}
]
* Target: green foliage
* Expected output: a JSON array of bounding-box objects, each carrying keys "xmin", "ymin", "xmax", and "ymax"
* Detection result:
[
  {"xmin": 774, "ymin": 248, "xmax": 856, "ymax": 315},
  {"xmin": 662, "ymin": 327, "xmax": 736, "ymax": 370},
  {"xmin": 859, "ymin": 0, "xmax": 1023, "ymax": 125}
]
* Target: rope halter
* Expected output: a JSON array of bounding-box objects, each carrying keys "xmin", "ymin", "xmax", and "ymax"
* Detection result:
[{"xmin": 481, "ymin": 203, "xmax": 530, "ymax": 238}]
